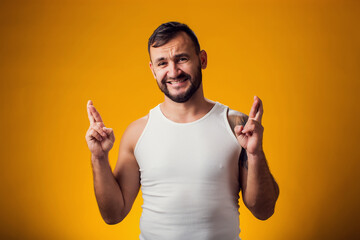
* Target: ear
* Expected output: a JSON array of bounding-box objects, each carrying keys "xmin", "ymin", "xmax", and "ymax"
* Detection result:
[
  {"xmin": 199, "ymin": 50, "xmax": 207, "ymax": 69},
  {"xmin": 149, "ymin": 61, "xmax": 156, "ymax": 79}
]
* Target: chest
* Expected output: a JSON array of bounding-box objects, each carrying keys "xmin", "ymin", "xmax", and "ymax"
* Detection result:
[{"xmin": 135, "ymin": 121, "xmax": 241, "ymax": 184}]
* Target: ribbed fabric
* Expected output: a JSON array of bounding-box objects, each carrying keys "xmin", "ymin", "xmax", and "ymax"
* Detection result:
[{"xmin": 134, "ymin": 102, "xmax": 242, "ymax": 240}]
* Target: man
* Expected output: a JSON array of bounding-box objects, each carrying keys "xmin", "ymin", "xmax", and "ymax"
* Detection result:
[{"xmin": 85, "ymin": 22, "xmax": 279, "ymax": 240}]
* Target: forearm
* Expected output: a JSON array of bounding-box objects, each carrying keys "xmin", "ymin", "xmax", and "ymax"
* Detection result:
[
  {"xmin": 244, "ymin": 151, "xmax": 279, "ymax": 220},
  {"xmin": 91, "ymin": 154, "xmax": 125, "ymax": 224}
]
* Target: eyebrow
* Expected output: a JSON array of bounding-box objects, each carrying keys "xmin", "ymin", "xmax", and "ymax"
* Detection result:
[{"xmin": 154, "ymin": 53, "xmax": 190, "ymax": 64}]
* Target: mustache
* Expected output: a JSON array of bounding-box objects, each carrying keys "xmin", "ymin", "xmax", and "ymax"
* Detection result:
[{"xmin": 161, "ymin": 73, "xmax": 191, "ymax": 84}]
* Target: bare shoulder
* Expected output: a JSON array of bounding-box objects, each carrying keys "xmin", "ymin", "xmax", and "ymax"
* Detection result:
[
  {"xmin": 227, "ymin": 108, "xmax": 249, "ymax": 131},
  {"xmin": 121, "ymin": 115, "xmax": 149, "ymax": 152},
  {"xmin": 114, "ymin": 114, "xmax": 148, "ymax": 173}
]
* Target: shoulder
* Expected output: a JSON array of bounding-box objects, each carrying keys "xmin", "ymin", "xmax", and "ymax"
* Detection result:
[
  {"xmin": 120, "ymin": 115, "xmax": 149, "ymax": 152},
  {"xmin": 127, "ymin": 115, "xmax": 149, "ymax": 132},
  {"xmin": 227, "ymin": 107, "xmax": 249, "ymax": 128}
]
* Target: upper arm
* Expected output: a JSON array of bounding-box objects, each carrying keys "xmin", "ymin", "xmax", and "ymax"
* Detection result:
[
  {"xmin": 112, "ymin": 115, "xmax": 148, "ymax": 219},
  {"xmin": 227, "ymin": 109, "xmax": 249, "ymax": 200}
]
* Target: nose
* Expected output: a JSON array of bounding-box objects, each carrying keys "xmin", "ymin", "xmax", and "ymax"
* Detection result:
[{"xmin": 167, "ymin": 61, "xmax": 181, "ymax": 79}]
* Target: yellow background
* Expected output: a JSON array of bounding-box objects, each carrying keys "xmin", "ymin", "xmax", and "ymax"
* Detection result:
[{"xmin": 1, "ymin": 0, "xmax": 359, "ymax": 239}]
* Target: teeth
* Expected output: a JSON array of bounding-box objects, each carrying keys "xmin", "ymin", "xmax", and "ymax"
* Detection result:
[{"xmin": 168, "ymin": 78, "xmax": 187, "ymax": 84}]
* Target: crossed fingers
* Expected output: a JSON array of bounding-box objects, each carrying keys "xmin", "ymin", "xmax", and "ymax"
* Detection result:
[
  {"xmin": 240, "ymin": 96, "xmax": 264, "ymax": 136},
  {"xmin": 248, "ymin": 95, "xmax": 263, "ymax": 123},
  {"xmin": 87, "ymin": 100, "xmax": 107, "ymax": 141},
  {"xmin": 87, "ymin": 100, "xmax": 103, "ymax": 123}
]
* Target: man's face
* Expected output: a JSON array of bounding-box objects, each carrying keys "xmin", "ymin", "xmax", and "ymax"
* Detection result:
[{"xmin": 149, "ymin": 32, "xmax": 207, "ymax": 103}]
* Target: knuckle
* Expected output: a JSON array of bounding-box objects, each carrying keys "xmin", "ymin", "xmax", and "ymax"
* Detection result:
[
  {"xmin": 91, "ymin": 130, "xmax": 99, "ymax": 137},
  {"xmin": 90, "ymin": 130, "xmax": 97, "ymax": 137},
  {"xmin": 248, "ymin": 118, "xmax": 254, "ymax": 122}
]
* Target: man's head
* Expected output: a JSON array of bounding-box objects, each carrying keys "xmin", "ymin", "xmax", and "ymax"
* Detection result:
[
  {"xmin": 148, "ymin": 22, "xmax": 207, "ymax": 103},
  {"xmin": 148, "ymin": 22, "xmax": 201, "ymax": 56}
]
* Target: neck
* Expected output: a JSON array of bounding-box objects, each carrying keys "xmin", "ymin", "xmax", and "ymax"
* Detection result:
[{"xmin": 160, "ymin": 85, "xmax": 215, "ymax": 123}]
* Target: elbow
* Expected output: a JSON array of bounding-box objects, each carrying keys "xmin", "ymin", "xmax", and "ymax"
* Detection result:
[
  {"xmin": 252, "ymin": 206, "xmax": 275, "ymax": 221},
  {"xmin": 102, "ymin": 204, "xmax": 132, "ymax": 225},
  {"xmin": 105, "ymin": 220, "xmax": 121, "ymax": 225},
  {"xmin": 246, "ymin": 178, "xmax": 280, "ymax": 221},
  {"xmin": 102, "ymin": 211, "xmax": 125, "ymax": 225},
  {"xmin": 103, "ymin": 215, "xmax": 123, "ymax": 225},
  {"xmin": 246, "ymin": 197, "xmax": 278, "ymax": 221}
]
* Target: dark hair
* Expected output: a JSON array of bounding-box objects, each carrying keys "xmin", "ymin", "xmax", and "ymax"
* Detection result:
[{"xmin": 148, "ymin": 21, "xmax": 201, "ymax": 56}]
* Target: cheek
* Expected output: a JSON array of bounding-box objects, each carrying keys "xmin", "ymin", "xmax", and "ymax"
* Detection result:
[
  {"xmin": 183, "ymin": 62, "xmax": 198, "ymax": 74},
  {"xmin": 155, "ymin": 70, "xmax": 166, "ymax": 80}
]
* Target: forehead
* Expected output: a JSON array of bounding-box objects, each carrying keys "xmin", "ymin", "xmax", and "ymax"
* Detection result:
[{"xmin": 149, "ymin": 32, "xmax": 196, "ymax": 61}]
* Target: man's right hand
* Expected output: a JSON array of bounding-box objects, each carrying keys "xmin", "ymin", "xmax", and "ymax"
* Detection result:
[{"xmin": 85, "ymin": 100, "xmax": 115, "ymax": 159}]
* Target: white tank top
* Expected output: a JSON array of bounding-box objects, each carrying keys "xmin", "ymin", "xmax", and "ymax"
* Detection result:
[{"xmin": 134, "ymin": 102, "xmax": 242, "ymax": 240}]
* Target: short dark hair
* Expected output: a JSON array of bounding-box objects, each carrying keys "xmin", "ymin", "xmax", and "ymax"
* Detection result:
[{"xmin": 148, "ymin": 21, "xmax": 201, "ymax": 57}]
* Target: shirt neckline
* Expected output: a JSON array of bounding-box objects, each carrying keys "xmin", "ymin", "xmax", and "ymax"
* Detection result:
[{"xmin": 156, "ymin": 102, "xmax": 219, "ymax": 126}]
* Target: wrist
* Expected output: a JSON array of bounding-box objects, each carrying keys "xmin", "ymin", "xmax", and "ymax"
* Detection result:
[
  {"xmin": 247, "ymin": 150, "xmax": 265, "ymax": 161},
  {"xmin": 91, "ymin": 153, "xmax": 109, "ymax": 164}
]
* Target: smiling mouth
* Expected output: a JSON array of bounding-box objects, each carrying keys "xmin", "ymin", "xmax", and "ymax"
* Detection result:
[{"xmin": 166, "ymin": 78, "xmax": 188, "ymax": 85}]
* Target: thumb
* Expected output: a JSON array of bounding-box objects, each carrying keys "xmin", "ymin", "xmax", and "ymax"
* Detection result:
[{"xmin": 234, "ymin": 125, "xmax": 244, "ymax": 137}]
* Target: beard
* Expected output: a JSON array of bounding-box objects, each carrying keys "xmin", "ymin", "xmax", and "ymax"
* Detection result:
[{"xmin": 156, "ymin": 65, "xmax": 202, "ymax": 103}]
